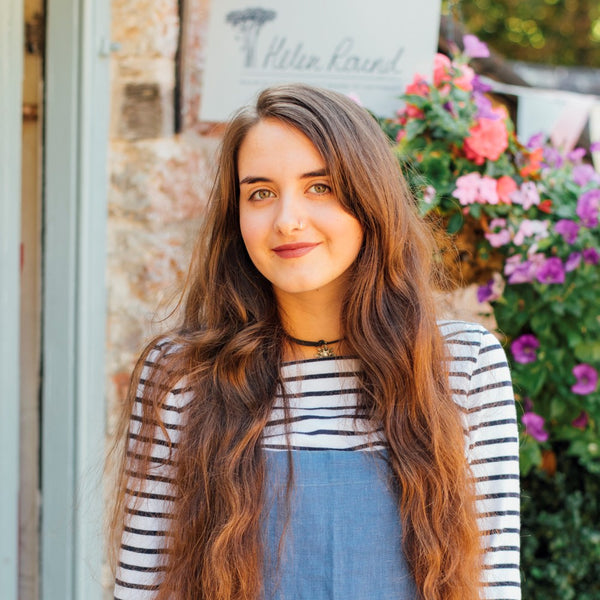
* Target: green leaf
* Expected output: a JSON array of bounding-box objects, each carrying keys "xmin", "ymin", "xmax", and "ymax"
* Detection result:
[
  {"xmin": 574, "ymin": 343, "xmax": 600, "ymax": 363},
  {"xmin": 446, "ymin": 211, "xmax": 464, "ymax": 234}
]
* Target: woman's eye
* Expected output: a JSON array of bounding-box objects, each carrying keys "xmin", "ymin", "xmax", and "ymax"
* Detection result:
[
  {"xmin": 249, "ymin": 189, "xmax": 275, "ymax": 201},
  {"xmin": 309, "ymin": 183, "xmax": 331, "ymax": 194}
]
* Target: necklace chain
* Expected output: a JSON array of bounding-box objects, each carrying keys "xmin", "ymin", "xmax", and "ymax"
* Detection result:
[{"xmin": 285, "ymin": 335, "xmax": 343, "ymax": 358}]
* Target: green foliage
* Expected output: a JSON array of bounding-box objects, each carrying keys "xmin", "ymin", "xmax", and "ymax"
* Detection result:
[
  {"xmin": 521, "ymin": 452, "xmax": 600, "ymax": 598},
  {"xmin": 453, "ymin": 0, "xmax": 600, "ymax": 67}
]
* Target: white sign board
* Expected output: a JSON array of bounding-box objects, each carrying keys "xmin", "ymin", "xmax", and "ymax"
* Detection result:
[{"xmin": 200, "ymin": 0, "xmax": 441, "ymax": 121}]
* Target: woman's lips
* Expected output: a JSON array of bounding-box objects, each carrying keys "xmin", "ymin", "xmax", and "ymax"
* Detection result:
[{"xmin": 272, "ymin": 242, "xmax": 320, "ymax": 259}]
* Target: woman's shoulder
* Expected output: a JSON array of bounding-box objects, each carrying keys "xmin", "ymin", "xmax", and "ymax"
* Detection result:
[
  {"xmin": 438, "ymin": 319, "xmax": 505, "ymax": 365},
  {"xmin": 136, "ymin": 336, "xmax": 192, "ymax": 413}
]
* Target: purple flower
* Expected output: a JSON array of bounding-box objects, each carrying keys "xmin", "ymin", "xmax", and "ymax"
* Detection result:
[
  {"xmin": 568, "ymin": 148, "xmax": 586, "ymax": 163},
  {"xmin": 591, "ymin": 141, "xmax": 600, "ymax": 152},
  {"xmin": 571, "ymin": 364, "xmax": 599, "ymax": 395},
  {"xmin": 572, "ymin": 411, "xmax": 589, "ymax": 430},
  {"xmin": 474, "ymin": 92, "xmax": 499, "ymax": 120},
  {"xmin": 472, "ymin": 75, "xmax": 492, "ymax": 93},
  {"xmin": 522, "ymin": 411, "xmax": 549, "ymax": 442},
  {"xmin": 476, "ymin": 277, "xmax": 503, "ymax": 303},
  {"xmin": 536, "ymin": 257, "xmax": 565, "ymax": 284},
  {"xmin": 463, "ymin": 34, "xmax": 490, "ymax": 58},
  {"xmin": 511, "ymin": 334, "xmax": 540, "ymax": 364},
  {"xmin": 573, "ymin": 164, "xmax": 599, "ymax": 187},
  {"xmin": 544, "ymin": 147, "xmax": 564, "ymax": 168},
  {"xmin": 527, "ymin": 132, "xmax": 545, "ymax": 149},
  {"xmin": 565, "ymin": 252, "xmax": 582, "ymax": 272},
  {"xmin": 504, "ymin": 253, "xmax": 545, "ymax": 284},
  {"xmin": 576, "ymin": 189, "xmax": 600, "ymax": 227},
  {"xmin": 554, "ymin": 219, "xmax": 580, "ymax": 244},
  {"xmin": 583, "ymin": 247, "xmax": 600, "ymax": 265}
]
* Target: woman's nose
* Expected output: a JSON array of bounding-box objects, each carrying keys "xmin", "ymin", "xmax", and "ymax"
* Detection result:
[{"xmin": 273, "ymin": 194, "xmax": 305, "ymax": 235}]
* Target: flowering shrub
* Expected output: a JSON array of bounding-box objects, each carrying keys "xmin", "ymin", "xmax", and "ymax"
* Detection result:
[{"xmin": 380, "ymin": 35, "xmax": 600, "ymax": 475}]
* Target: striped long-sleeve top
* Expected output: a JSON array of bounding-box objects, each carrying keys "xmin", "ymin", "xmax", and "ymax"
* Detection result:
[{"xmin": 114, "ymin": 320, "xmax": 521, "ymax": 599}]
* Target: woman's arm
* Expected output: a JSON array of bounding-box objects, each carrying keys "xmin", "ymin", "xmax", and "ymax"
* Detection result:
[
  {"xmin": 444, "ymin": 322, "xmax": 521, "ymax": 600},
  {"xmin": 113, "ymin": 348, "xmax": 190, "ymax": 600}
]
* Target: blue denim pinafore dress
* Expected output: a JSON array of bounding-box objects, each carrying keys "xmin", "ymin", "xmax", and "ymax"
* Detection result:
[{"xmin": 262, "ymin": 449, "xmax": 417, "ymax": 600}]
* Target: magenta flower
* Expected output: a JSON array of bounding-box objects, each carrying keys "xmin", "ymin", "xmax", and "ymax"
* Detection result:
[
  {"xmin": 536, "ymin": 257, "xmax": 565, "ymax": 284},
  {"xmin": 583, "ymin": 247, "xmax": 600, "ymax": 265},
  {"xmin": 571, "ymin": 364, "xmax": 599, "ymax": 395},
  {"xmin": 511, "ymin": 334, "xmax": 540, "ymax": 364},
  {"xmin": 522, "ymin": 411, "xmax": 549, "ymax": 442},
  {"xmin": 576, "ymin": 189, "xmax": 600, "ymax": 228},
  {"xmin": 463, "ymin": 34, "xmax": 490, "ymax": 58},
  {"xmin": 554, "ymin": 219, "xmax": 580, "ymax": 244},
  {"xmin": 591, "ymin": 141, "xmax": 600, "ymax": 152},
  {"xmin": 572, "ymin": 411, "xmax": 589, "ymax": 430},
  {"xmin": 565, "ymin": 252, "xmax": 582, "ymax": 272}
]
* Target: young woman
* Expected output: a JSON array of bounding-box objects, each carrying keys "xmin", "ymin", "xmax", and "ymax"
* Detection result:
[{"xmin": 109, "ymin": 83, "xmax": 521, "ymax": 600}]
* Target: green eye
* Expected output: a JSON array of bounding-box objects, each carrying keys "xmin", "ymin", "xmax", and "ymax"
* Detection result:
[
  {"xmin": 250, "ymin": 189, "xmax": 274, "ymax": 201},
  {"xmin": 311, "ymin": 184, "xmax": 331, "ymax": 194}
]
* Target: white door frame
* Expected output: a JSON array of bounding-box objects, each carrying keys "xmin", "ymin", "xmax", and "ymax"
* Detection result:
[
  {"xmin": 0, "ymin": 2, "xmax": 24, "ymax": 598},
  {"xmin": 42, "ymin": 0, "xmax": 110, "ymax": 598}
]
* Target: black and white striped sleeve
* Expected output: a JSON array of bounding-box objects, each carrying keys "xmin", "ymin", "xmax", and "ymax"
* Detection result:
[
  {"xmin": 113, "ymin": 349, "xmax": 191, "ymax": 600},
  {"xmin": 443, "ymin": 321, "xmax": 521, "ymax": 599}
]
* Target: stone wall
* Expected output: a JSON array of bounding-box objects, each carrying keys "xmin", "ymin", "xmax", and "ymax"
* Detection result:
[{"xmin": 104, "ymin": 2, "xmax": 218, "ymax": 591}]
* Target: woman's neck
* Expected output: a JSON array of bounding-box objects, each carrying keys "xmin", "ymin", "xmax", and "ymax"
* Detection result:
[{"xmin": 275, "ymin": 289, "xmax": 345, "ymax": 360}]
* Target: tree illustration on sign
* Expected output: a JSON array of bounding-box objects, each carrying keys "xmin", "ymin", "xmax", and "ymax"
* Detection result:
[{"xmin": 226, "ymin": 8, "xmax": 276, "ymax": 68}]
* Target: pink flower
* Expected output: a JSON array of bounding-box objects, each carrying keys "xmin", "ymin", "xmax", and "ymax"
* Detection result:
[
  {"xmin": 452, "ymin": 173, "xmax": 499, "ymax": 205},
  {"xmin": 405, "ymin": 74, "xmax": 430, "ymax": 97},
  {"xmin": 572, "ymin": 411, "xmax": 589, "ymax": 430},
  {"xmin": 510, "ymin": 182, "xmax": 540, "ymax": 210},
  {"xmin": 433, "ymin": 54, "xmax": 452, "ymax": 89},
  {"xmin": 463, "ymin": 34, "xmax": 490, "ymax": 58},
  {"xmin": 513, "ymin": 219, "xmax": 549, "ymax": 246},
  {"xmin": 511, "ymin": 334, "xmax": 540, "ymax": 364},
  {"xmin": 485, "ymin": 218, "xmax": 511, "ymax": 247},
  {"xmin": 452, "ymin": 172, "xmax": 481, "ymax": 205},
  {"xmin": 405, "ymin": 104, "xmax": 425, "ymax": 119},
  {"xmin": 464, "ymin": 109, "xmax": 509, "ymax": 164},
  {"xmin": 454, "ymin": 64, "xmax": 475, "ymax": 92},
  {"xmin": 497, "ymin": 176, "xmax": 517, "ymax": 204},
  {"xmin": 522, "ymin": 411, "xmax": 549, "ymax": 442},
  {"xmin": 571, "ymin": 364, "xmax": 599, "ymax": 395}
]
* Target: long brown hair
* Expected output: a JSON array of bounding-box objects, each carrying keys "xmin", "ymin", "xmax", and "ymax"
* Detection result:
[{"xmin": 108, "ymin": 83, "xmax": 481, "ymax": 600}]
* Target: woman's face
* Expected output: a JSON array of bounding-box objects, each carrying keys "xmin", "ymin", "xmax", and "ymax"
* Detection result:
[{"xmin": 238, "ymin": 118, "xmax": 364, "ymax": 303}]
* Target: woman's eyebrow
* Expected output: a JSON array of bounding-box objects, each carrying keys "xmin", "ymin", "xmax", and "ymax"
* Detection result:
[
  {"xmin": 301, "ymin": 169, "xmax": 329, "ymax": 179},
  {"xmin": 239, "ymin": 175, "xmax": 272, "ymax": 185},
  {"xmin": 239, "ymin": 169, "xmax": 329, "ymax": 186}
]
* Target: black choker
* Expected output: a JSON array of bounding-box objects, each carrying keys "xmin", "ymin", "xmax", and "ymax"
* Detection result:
[{"xmin": 286, "ymin": 335, "xmax": 343, "ymax": 358}]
